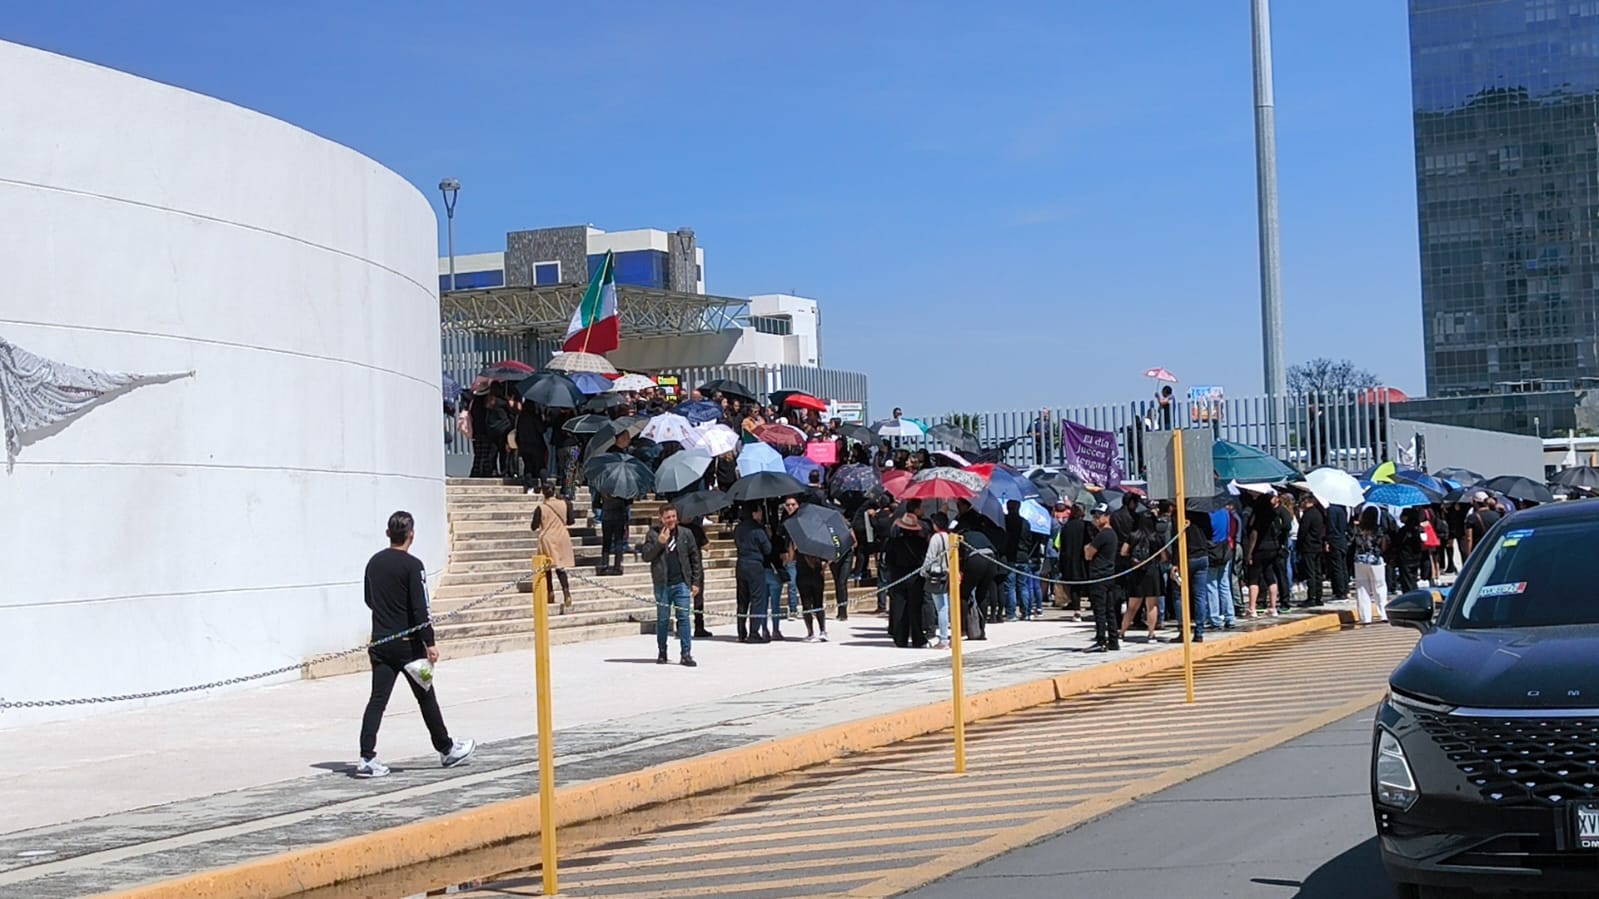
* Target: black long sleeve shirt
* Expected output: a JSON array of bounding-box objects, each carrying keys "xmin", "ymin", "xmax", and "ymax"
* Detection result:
[{"xmin": 364, "ymin": 547, "xmax": 433, "ymax": 651}]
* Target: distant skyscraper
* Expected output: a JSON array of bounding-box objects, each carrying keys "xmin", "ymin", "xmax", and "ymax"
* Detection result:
[{"xmin": 1408, "ymin": 1, "xmax": 1599, "ymax": 396}]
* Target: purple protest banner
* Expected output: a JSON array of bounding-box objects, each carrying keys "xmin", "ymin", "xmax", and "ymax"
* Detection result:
[{"xmin": 1061, "ymin": 420, "xmax": 1124, "ymax": 487}]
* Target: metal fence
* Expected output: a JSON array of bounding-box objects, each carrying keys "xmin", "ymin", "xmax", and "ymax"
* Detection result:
[{"xmin": 896, "ymin": 391, "xmax": 1396, "ymax": 480}]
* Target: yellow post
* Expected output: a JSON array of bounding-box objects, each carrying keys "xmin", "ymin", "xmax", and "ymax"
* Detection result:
[
  {"xmin": 531, "ymin": 555, "xmax": 559, "ymax": 895},
  {"xmin": 947, "ymin": 532, "xmax": 966, "ymax": 774},
  {"xmin": 1173, "ymin": 432, "xmax": 1196, "ymax": 704}
]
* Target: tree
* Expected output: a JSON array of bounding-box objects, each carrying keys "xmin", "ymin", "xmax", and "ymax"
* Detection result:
[
  {"xmin": 1287, "ymin": 358, "xmax": 1380, "ymax": 396},
  {"xmin": 944, "ymin": 412, "xmax": 984, "ymax": 435}
]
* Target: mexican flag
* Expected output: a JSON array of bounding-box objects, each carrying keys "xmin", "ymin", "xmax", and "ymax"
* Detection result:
[{"xmin": 563, "ymin": 250, "xmax": 619, "ymax": 354}]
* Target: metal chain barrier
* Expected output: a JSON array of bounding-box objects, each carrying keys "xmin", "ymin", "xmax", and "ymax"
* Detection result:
[
  {"xmin": 0, "ymin": 570, "xmax": 543, "ymax": 712},
  {"xmin": 566, "ymin": 562, "xmax": 926, "ymax": 624},
  {"xmin": 975, "ymin": 534, "xmax": 1181, "ymax": 587}
]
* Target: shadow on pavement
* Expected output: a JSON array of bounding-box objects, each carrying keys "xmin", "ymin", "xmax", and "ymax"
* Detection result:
[{"xmin": 1250, "ymin": 836, "xmax": 1390, "ymax": 898}]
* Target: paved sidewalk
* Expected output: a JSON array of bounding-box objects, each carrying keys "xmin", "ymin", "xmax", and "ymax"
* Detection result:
[{"xmin": 0, "ymin": 609, "xmax": 1323, "ymax": 898}]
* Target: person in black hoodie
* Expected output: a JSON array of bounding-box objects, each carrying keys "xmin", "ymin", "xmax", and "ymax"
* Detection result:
[
  {"xmin": 733, "ymin": 506, "xmax": 772, "ymax": 642},
  {"xmin": 1296, "ymin": 495, "xmax": 1329, "ymax": 608},
  {"xmin": 871, "ymin": 500, "xmax": 898, "ymax": 612},
  {"xmin": 883, "ymin": 502, "xmax": 931, "ymax": 647},
  {"xmin": 1326, "ymin": 502, "xmax": 1351, "ymax": 600},
  {"xmin": 1001, "ymin": 500, "xmax": 1035, "ymax": 621},
  {"xmin": 515, "ymin": 402, "xmax": 549, "ymax": 491}
]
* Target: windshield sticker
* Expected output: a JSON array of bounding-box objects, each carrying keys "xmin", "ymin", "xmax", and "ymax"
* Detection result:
[
  {"xmin": 1500, "ymin": 528, "xmax": 1534, "ymax": 547},
  {"xmin": 1477, "ymin": 582, "xmax": 1527, "ymax": 598}
]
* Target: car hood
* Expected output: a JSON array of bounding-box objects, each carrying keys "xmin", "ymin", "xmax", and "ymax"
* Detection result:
[{"xmin": 1391, "ymin": 625, "xmax": 1599, "ymax": 709}]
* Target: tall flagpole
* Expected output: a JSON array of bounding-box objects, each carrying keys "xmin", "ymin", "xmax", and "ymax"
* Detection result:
[{"xmin": 1252, "ymin": 0, "xmax": 1287, "ymax": 397}]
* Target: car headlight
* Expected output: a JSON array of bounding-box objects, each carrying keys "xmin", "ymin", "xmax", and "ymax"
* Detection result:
[{"xmin": 1375, "ymin": 729, "xmax": 1419, "ymax": 811}]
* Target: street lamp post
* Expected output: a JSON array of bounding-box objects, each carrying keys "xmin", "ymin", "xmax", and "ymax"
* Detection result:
[
  {"xmin": 1251, "ymin": 0, "xmax": 1287, "ymax": 398},
  {"xmin": 438, "ymin": 178, "xmax": 460, "ymax": 293}
]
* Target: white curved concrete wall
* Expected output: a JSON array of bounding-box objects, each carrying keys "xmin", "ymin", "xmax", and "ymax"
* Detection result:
[{"xmin": 0, "ymin": 41, "xmax": 443, "ymax": 726}]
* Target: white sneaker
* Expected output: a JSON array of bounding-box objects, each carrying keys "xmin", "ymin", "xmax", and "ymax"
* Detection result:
[
  {"xmin": 441, "ymin": 738, "xmax": 477, "ymax": 768},
  {"xmin": 355, "ymin": 758, "xmax": 390, "ymax": 778},
  {"xmin": 818, "ymin": 633, "xmax": 829, "ymax": 643},
  {"xmin": 802, "ymin": 634, "xmax": 819, "ymax": 643}
]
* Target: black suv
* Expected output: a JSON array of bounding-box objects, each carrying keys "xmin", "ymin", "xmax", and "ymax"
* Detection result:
[{"xmin": 1374, "ymin": 501, "xmax": 1599, "ymax": 895}]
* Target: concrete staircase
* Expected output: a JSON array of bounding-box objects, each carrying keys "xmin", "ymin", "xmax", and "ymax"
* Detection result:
[{"xmin": 428, "ymin": 478, "xmax": 741, "ymax": 660}]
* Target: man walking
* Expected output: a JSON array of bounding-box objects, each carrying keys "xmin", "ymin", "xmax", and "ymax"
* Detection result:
[
  {"xmin": 357, "ymin": 511, "xmax": 475, "ymax": 778},
  {"xmin": 641, "ymin": 503, "xmax": 702, "ymax": 666},
  {"xmin": 1084, "ymin": 504, "xmax": 1120, "ymax": 652}
]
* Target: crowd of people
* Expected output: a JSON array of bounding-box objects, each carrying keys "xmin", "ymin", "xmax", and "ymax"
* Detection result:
[{"xmin": 453, "ymin": 373, "xmax": 1549, "ymax": 669}]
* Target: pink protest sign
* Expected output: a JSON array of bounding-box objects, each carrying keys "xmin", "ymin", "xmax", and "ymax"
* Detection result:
[{"xmin": 805, "ymin": 440, "xmax": 838, "ymax": 465}]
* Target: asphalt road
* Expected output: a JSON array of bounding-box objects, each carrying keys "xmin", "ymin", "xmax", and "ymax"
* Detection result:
[{"xmin": 905, "ymin": 707, "xmax": 1393, "ymax": 899}]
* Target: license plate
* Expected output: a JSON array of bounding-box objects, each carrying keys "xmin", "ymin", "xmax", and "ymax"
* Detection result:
[{"xmin": 1575, "ymin": 801, "xmax": 1599, "ymax": 850}]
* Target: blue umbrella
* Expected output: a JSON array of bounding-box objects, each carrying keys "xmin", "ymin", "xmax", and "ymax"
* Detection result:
[
  {"xmin": 569, "ymin": 371, "xmax": 613, "ymax": 395},
  {"xmin": 1392, "ymin": 468, "xmax": 1447, "ymax": 501},
  {"xmin": 737, "ymin": 441, "xmax": 785, "ymax": 477},
  {"xmin": 1365, "ymin": 483, "xmax": 1432, "ymax": 508},
  {"xmin": 676, "ymin": 400, "xmax": 723, "ymax": 425},
  {"xmin": 1213, "ymin": 441, "xmax": 1296, "ymax": 483},
  {"xmin": 784, "ymin": 454, "xmax": 824, "ymax": 485},
  {"xmin": 974, "ymin": 467, "xmax": 1042, "ymax": 527}
]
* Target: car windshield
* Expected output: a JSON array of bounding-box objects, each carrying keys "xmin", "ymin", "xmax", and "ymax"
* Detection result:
[{"xmin": 1447, "ymin": 519, "xmax": 1599, "ymax": 629}]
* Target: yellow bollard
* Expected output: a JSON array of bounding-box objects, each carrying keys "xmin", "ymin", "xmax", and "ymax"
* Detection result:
[
  {"xmin": 948, "ymin": 532, "xmax": 966, "ymax": 774},
  {"xmin": 531, "ymin": 555, "xmax": 558, "ymax": 895},
  {"xmin": 1173, "ymin": 433, "xmax": 1196, "ymax": 704}
]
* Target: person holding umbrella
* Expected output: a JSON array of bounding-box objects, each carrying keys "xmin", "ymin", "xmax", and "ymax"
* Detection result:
[
  {"xmin": 923, "ymin": 512, "xmax": 953, "ymax": 649},
  {"xmin": 796, "ymin": 553, "xmax": 830, "ymax": 642},
  {"xmin": 640, "ymin": 503, "xmax": 702, "ymax": 667},
  {"xmin": 733, "ymin": 506, "xmax": 773, "ymax": 643}
]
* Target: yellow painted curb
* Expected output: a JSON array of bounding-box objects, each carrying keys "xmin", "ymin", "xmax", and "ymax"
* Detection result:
[{"xmin": 96, "ymin": 613, "xmax": 1346, "ymax": 899}]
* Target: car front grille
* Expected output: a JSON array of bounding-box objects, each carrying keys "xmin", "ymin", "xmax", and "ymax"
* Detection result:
[{"xmin": 1415, "ymin": 711, "xmax": 1599, "ymax": 807}]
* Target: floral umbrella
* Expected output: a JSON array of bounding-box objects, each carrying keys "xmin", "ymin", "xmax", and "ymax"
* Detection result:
[
  {"xmin": 610, "ymin": 373, "xmax": 655, "ymax": 392},
  {"xmin": 911, "ymin": 466, "xmax": 985, "ymax": 493}
]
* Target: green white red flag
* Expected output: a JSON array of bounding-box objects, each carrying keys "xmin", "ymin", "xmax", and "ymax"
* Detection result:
[{"xmin": 563, "ymin": 250, "xmax": 619, "ymax": 354}]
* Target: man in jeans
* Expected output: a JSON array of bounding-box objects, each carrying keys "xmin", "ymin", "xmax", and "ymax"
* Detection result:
[
  {"xmin": 641, "ymin": 503, "xmax": 703, "ymax": 667},
  {"xmin": 357, "ymin": 511, "xmax": 476, "ymax": 778}
]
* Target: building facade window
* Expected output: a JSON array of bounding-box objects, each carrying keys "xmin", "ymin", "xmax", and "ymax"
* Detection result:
[
  {"xmin": 534, "ymin": 261, "xmax": 561, "ymax": 286},
  {"xmin": 438, "ymin": 269, "xmax": 504, "ymax": 292}
]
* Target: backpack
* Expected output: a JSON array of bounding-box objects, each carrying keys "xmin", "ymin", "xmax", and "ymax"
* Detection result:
[{"xmin": 1129, "ymin": 530, "xmax": 1154, "ymax": 564}]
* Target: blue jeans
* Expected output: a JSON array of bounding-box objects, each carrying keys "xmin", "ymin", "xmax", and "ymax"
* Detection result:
[
  {"xmin": 765, "ymin": 570, "xmax": 786, "ymax": 635},
  {"xmin": 655, "ymin": 582, "xmax": 693, "ymax": 656},
  {"xmin": 1024, "ymin": 561, "xmax": 1043, "ymax": 616},
  {"xmin": 1207, "ymin": 559, "xmax": 1235, "ymax": 626},
  {"xmin": 1187, "ymin": 558, "xmax": 1209, "ymax": 638},
  {"xmin": 784, "ymin": 561, "xmax": 799, "ymax": 614},
  {"xmin": 1003, "ymin": 568, "xmax": 1026, "ymax": 620},
  {"xmin": 929, "ymin": 591, "xmax": 950, "ymax": 642}
]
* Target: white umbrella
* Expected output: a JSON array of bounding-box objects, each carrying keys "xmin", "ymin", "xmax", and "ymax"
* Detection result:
[
  {"xmin": 695, "ymin": 423, "xmax": 741, "ymax": 456},
  {"xmin": 640, "ymin": 413, "xmax": 695, "ymax": 445},
  {"xmin": 610, "ymin": 373, "xmax": 656, "ymax": 392},
  {"xmin": 872, "ymin": 418, "xmax": 926, "ymax": 437},
  {"xmin": 1304, "ymin": 467, "xmax": 1365, "ymax": 508},
  {"xmin": 545, "ymin": 352, "xmax": 618, "ymax": 375}
]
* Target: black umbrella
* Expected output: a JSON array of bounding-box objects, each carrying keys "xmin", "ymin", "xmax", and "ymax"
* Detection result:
[
  {"xmin": 562, "ymin": 413, "xmax": 611, "ymax": 435},
  {"xmin": 1553, "ymin": 466, "xmax": 1599, "ymax": 491},
  {"xmin": 972, "ymin": 438, "xmax": 1021, "ymax": 465},
  {"xmin": 697, "ymin": 379, "xmax": 757, "ymax": 402},
  {"xmin": 1184, "ymin": 492, "xmax": 1238, "ymax": 514},
  {"xmin": 669, "ymin": 489, "xmax": 733, "ymax": 521},
  {"xmin": 782, "ymin": 503, "xmax": 856, "ymax": 562},
  {"xmin": 828, "ymin": 463, "xmax": 882, "ymax": 499},
  {"xmin": 1483, "ymin": 474, "xmax": 1554, "ymax": 505},
  {"xmin": 1433, "ymin": 467, "xmax": 1486, "ymax": 487},
  {"xmin": 586, "ymin": 416, "xmax": 649, "ymax": 456},
  {"xmin": 838, "ymin": 423, "xmax": 875, "ymax": 445},
  {"xmin": 1029, "ymin": 469, "xmax": 1084, "ymax": 499},
  {"xmin": 584, "ymin": 453, "xmax": 655, "ymax": 499},
  {"xmin": 727, "ymin": 471, "xmax": 808, "ymax": 503},
  {"xmin": 518, "ymin": 373, "xmax": 586, "ymax": 409},
  {"xmin": 928, "ymin": 423, "xmax": 981, "ymax": 455},
  {"xmin": 583, "ymin": 393, "xmax": 628, "ymax": 412},
  {"xmin": 479, "ymin": 361, "xmax": 534, "ymax": 381}
]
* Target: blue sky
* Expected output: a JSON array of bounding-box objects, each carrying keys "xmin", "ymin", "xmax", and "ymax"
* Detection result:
[{"xmin": 0, "ymin": 0, "xmax": 1423, "ymax": 416}]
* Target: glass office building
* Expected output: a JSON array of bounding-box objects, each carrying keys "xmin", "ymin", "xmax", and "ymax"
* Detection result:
[{"xmin": 1409, "ymin": 0, "xmax": 1599, "ymax": 396}]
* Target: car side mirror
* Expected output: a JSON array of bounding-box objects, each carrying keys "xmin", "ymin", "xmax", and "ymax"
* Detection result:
[{"xmin": 1387, "ymin": 589, "xmax": 1436, "ymax": 632}]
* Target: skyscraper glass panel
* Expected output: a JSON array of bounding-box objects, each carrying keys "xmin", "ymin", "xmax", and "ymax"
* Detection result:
[{"xmin": 1409, "ymin": 0, "xmax": 1599, "ymax": 395}]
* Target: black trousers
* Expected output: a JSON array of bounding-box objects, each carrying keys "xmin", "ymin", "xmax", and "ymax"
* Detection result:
[
  {"xmin": 800, "ymin": 579, "xmax": 827, "ymax": 635},
  {"xmin": 888, "ymin": 577, "xmax": 926, "ymax": 647},
  {"xmin": 1327, "ymin": 542, "xmax": 1350, "ymax": 598},
  {"xmin": 600, "ymin": 514, "xmax": 626, "ymax": 569},
  {"xmin": 360, "ymin": 644, "xmax": 452, "ymax": 760},
  {"xmin": 1301, "ymin": 551, "xmax": 1325, "ymax": 605},
  {"xmin": 831, "ymin": 552, "xmax": 852, "ymax": 615},
  {"xmin": 470, "ymin": 437, "xmax": 497, "ymax": 478},
  {"xmin": 736, "ymin": 563, "xmax": 765, "ymax": 640},
  {"xmin": 520, "ymin": 449, "xmax": 547, "ymax": 488},
  {"xmin": 1089, "ymin": 582, "xmax": 1117, "ymax": 648}
]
